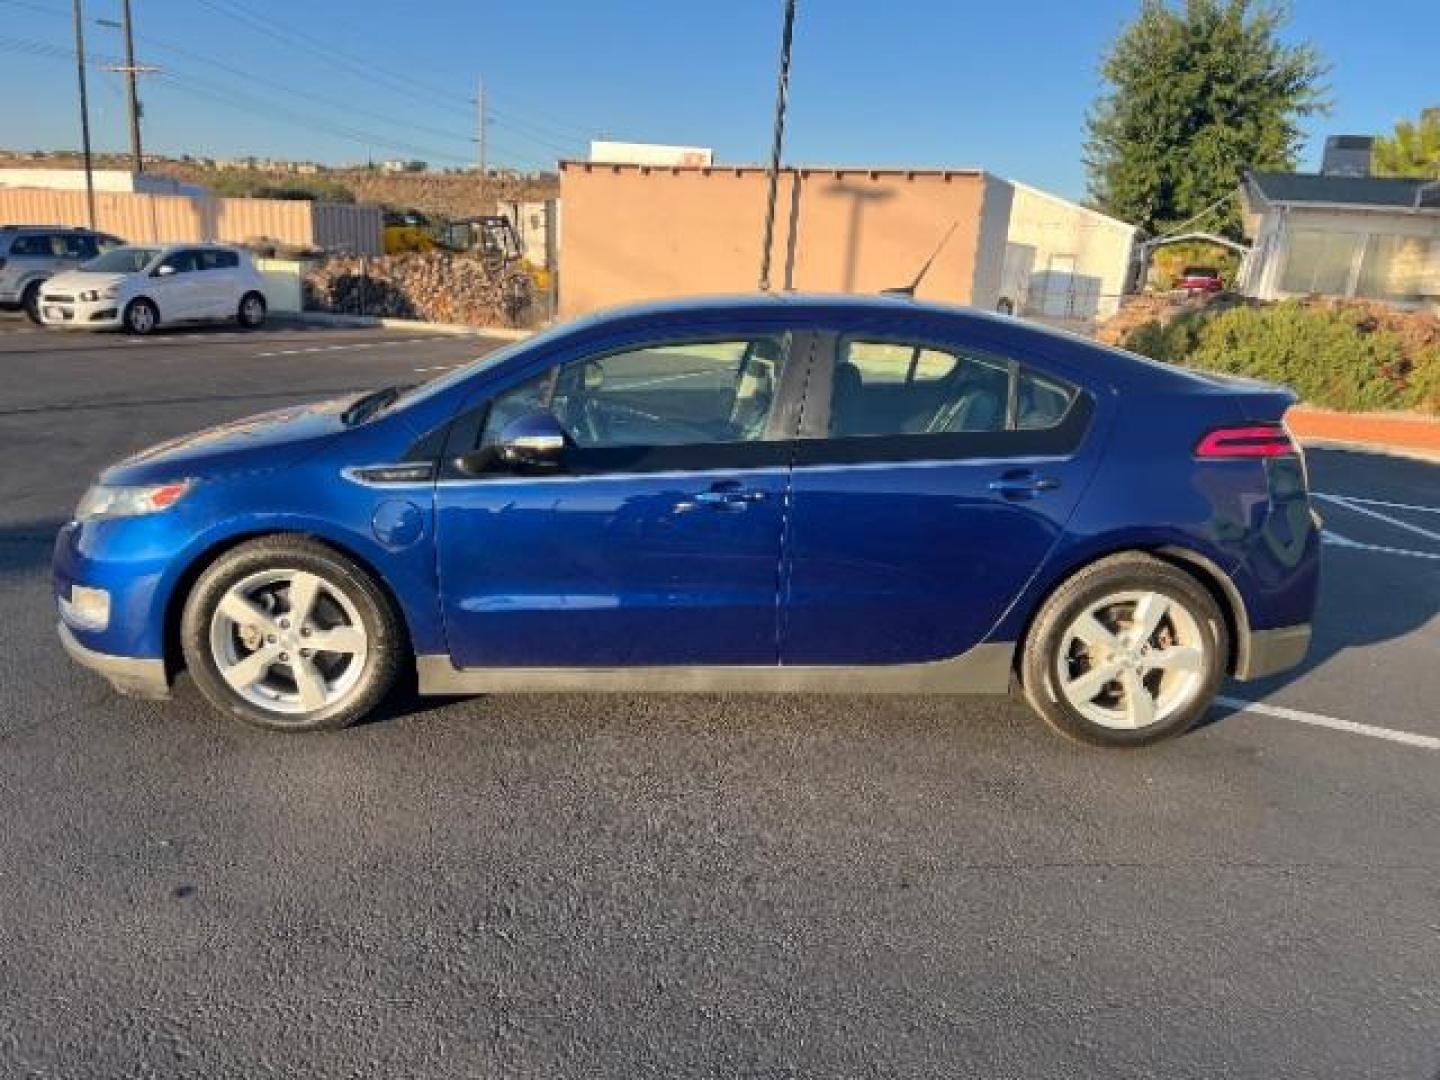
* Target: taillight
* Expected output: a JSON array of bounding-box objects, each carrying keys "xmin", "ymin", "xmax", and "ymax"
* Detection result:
[{"xmin": 1194, "ymin": 423, "xmax": 1297, "ymax": 459}]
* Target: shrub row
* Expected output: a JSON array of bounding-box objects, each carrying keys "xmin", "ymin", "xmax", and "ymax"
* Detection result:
[{"xmin": 1114, "ymin": 299, "xmax": 1440, "ymax": 414}]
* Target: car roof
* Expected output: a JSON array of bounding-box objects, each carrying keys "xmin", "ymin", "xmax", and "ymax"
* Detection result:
[{"xmin": 570, "ymin": 292, "xmax": 1226, "ymax": 395}]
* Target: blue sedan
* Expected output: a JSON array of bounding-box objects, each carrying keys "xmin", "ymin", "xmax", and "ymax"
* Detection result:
[{"xmin": 53, "ymin": 295, "xmax": 1319, "ymax": 747}]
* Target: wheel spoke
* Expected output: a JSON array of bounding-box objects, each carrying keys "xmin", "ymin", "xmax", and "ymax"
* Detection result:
[
  {"xmin": 291, "ymin": 656, "xmax": 328, "ymax": 711},
  {"xmin": 221, "ymin": 646, "xmax": 279, "ymax": 691},
  {"xmin": 1064, "ymin": 658, "xmax": 1124, "ymax": 702},
  {"xmin": 1146, "ymin": 646, "xmax": 1203, "ymax": 674},
  {"xmin": 216, "ymin": 591, "xmax": 277, "ymax": 634},
  {"xmin": 1071, "ymin": 613, "xmax": 1120, "ymax": 653},
  {"xmin": 1120, "ymin": 669, "xmax": 1157, "ymax": 728},
  {"xmin": 1130, "ymin": 592, "xmax": 1170, "ymax": 645},
  {"xmin": 306, "ymin": 625, "xmax": 365, "ymax": 655},
  {"xmin": 287, "ymin": 572, "xmax": 323, "ymax": 625}
]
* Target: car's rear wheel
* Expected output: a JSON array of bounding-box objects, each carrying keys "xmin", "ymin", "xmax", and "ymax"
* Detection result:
[
  {"xmin": 181, "ymin": 536, "xmax": 404, "ymax": 731},
  {"xmin": 124, "ymin": 297, "xmax": 159, "ymax": 335},
  {"xmin": 22, "ymin": 281, "xmax": 43, "ymax": 324},
  {"xmin": 1020, "ymin": 553, "xmax": 1227, "ymax": 748},
  {"xmin": 237, "ymin": 291, "xmax": 266, "ymax": 329}
]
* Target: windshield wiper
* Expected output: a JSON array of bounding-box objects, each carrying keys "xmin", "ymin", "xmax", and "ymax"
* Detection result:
[{"xmin": 340, "ymin": 384, "xmax": 412, "ymax": 426}]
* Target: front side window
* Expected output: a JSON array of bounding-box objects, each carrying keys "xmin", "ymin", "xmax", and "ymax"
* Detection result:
[
  {"xmin": 156, "ymin": 250, "xmax": 199, "ymax": 275},
  {"xmin": 482, "ymin": 337, "xmax": 789, "ymax": 449}
]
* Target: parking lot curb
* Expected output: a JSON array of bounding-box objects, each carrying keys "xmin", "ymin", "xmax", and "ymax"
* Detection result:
[
  {"xmin": 1287, "ymin": 407, "xmax": 1440, "ymax": 464},
  {"xmin": 289, "ymin": 312, "xmax": 534, "ymax": 340}
]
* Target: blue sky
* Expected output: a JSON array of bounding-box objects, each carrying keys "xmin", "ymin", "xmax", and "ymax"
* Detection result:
[{"xmin": 2, "ymin": 0, "xmax": 1436, "ymax": 199}]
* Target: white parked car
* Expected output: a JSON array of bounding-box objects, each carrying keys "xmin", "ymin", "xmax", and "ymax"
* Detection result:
[{"xmin": 38, "ymin": 243, "xmax": 268, "ymax": 334}]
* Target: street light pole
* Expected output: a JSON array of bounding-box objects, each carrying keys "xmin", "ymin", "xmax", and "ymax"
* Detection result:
[
  {"xmin": 71, "ymin": 0, "xmax": 96, "ymax": 228},
  {"xmin": 757, "ymin": 0, "xmax": 797, "ymax": 292}
]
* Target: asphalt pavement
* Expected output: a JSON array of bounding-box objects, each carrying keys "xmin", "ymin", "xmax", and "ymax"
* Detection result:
[{"xmin": 1, "ymin": 313, "xmax": 1437, "ymax": 1078}]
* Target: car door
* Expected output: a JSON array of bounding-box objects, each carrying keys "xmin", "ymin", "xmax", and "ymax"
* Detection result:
[
  {"xmin": 780, "ymin": 326, "xmax": 1102, "ymax": 666},
  {"xmin": 149, "ymin": 249, "xmax": 204, "ymax": 320},
  {"xmin": 434, "ymin": 328, "xmax": 811, "ymax": 669},
  {"xmin": 196, "ymin": 248, "xmax": 241, "ymax": 318}
]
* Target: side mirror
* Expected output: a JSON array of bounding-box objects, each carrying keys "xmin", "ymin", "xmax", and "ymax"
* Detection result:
[
  {"xmin": 154, "ymin": 264, "xmax": 176, "ymax": 277},
  {"xmin": 455, "ymin": 411, "xmax": 568, "ymax": 475}
]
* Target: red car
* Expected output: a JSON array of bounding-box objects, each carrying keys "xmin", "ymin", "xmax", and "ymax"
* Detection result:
[{"xmin": 1177, "ymin": 266, "xmax": 1224, "ymax": 294}]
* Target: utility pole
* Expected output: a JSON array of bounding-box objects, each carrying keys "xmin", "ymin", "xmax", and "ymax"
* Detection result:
[
  {"xmin": 476, "ymin": 76, "xmax": 487, "ymax": 210},
  {"xmin": 71, "ymin": 0, "xmax": 96, "ymax": 228},
  {"xmin": 99, "ymin": 4, "xmax": 159, "ymax": 176},
  {"xmin": 758, "ymin": 0, "xmax": 797, "ymax": 292},
  {"xmin": 120, "ymin": 0, "xmax": 142, "ymax": 173}
]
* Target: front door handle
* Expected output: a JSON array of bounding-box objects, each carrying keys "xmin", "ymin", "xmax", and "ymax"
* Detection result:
[
  {"xmin": 988, "ymin": 471, "xmax": 1060, "ymax": 498},
  {"xmin": 675, "ymin": 482, "xmax": 768, "ymax": 513}
]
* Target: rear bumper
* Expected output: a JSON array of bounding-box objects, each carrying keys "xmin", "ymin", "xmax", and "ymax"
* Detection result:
[
  {"xmin": 1234, "ymin": 623, "xmax": 1311, "ymax": 681},
  {"xmin": 57, "ymin": 622, "xmax": 170, "ymax": 699}
]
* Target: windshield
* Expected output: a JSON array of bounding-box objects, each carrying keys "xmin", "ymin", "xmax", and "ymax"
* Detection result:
[
  {"xmin": 81, "ymin": 247, "xmax": 160, "ymax": 274},
  {"xmin": 395, "ymin": 323, "xmax": 574, "ymax": 409}
]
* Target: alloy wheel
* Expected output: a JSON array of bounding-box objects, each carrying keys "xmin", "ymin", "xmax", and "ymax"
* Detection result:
[
  {"xmin": 1055, "ymin": 590, "xmax": 1207, "ymax": 730},
  {"xmin": 208, "ymin": 567, "xmax": 369, "ymax": 718}
]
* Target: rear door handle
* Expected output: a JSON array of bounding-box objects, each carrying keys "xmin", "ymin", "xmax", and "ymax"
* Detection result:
[{"xmin": 988, "ymin": 471, "xmax": 1060, "ymax": 498}]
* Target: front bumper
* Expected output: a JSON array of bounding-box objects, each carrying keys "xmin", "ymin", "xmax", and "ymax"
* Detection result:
[
  {"xmin": 58, "ymin": 622, "xmax": 170, "ymax": 699},
  {"xmin": 38, "ymin": 295, "xmax": 122, "ymax": 329}
]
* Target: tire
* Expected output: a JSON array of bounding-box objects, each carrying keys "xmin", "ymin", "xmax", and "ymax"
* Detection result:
[
  {"xmin": 237, "ymin": 291, "xmax": 267, "ymax": 329},
  {"xmin": 123, "ymin": 297, "xmax": 159, "ymax": 335},
  {"xmin": 180, "ymin": 536, "xmax": 405, "ymax": 732},
  {"xmin": 22, "ymin": 281, "xmax": 43, "ymax": 324},
  {"xmin": 1019, "ymin": 553, "xmax": 1228, "ymax": 748}
]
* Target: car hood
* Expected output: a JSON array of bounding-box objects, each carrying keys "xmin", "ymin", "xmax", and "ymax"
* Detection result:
[
  {"xmin": 42, "ymin": 270, "xmax": 129, "ymax": 294},
  {"xmin": 103, "ymin": 394, "xmax": 368, "ymax": 484}
]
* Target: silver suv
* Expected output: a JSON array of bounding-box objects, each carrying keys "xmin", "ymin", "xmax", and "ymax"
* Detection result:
[{"xmin": 0, "ymin": 225, "xmax": 125, "ymax": 323}]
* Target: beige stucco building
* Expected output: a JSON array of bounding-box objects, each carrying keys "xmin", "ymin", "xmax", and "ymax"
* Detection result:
[{"xmin": 556, "ymin": 162, "xmax": 1135, "ymax": 325}]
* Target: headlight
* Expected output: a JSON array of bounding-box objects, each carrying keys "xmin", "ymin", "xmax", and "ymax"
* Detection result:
[
  {"xmin": 78, "ymin": 286, "xmax": 119, "ymax": 302},
  {"xmin": 75, "ymin": 480, "xmax": 194, "ymax": 522}
]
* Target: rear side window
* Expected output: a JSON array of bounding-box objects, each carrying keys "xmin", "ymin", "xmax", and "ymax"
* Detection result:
[
  {"xmin": 9, "ymin": 234, "xmax": 50, "ymax": 256},
  {"xmin": 829, "ymin": 338, "xmax": 1074, "ymax": 438},
  {"xmin": 198, "ymin": 249, "xmax": 240, "ymax": 270}
]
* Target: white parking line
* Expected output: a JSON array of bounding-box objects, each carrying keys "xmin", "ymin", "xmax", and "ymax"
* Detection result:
[
  {"xmin": 1314, "ymin": 493, "xmax": 1440, "ymax": 545},
  {"xmin": 256, "ymin": 337, "xmax": 433, "ymax": 358},
  {"xmin": 414, "ymin": 364, "xmax": 455, "ymax": 373},
  {"xmin": 1217, "ymin": 696, "xmax": 1440, "ymax": 750},
  {"xmin": 1317, "ymin": 493, "xmax": 1440, "ymax": 516},
  {"xmin": 1323, "ymin": 530, "xmax": 1440, "ymax": 561}
]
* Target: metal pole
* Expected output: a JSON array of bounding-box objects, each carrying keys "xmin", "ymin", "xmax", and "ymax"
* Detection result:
[
  {"xmin": 71, "ymin": 0, "xmax": 96, "ymax": 228},
  {"xmin": 758, "ymin": 0, "xmax": 797, "ymax": 292},
  {"xmin": 477, "ymin": 76, "xmax": 487, "ymax": 211},
  {"xmin": 120, "ymin": 0, "xmax": 142, "ymax": 174}
]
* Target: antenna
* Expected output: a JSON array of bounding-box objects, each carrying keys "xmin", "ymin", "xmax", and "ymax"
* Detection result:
[{"xmin": 882, "ymin": 219, "xmax": 960, "ymax": 298}]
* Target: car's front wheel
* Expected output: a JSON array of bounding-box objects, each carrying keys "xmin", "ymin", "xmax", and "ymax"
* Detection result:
[
  {"xmin": 1020, "ymin": 553, "xmax": 1228, "ymax": 748},
  {"xmin": 123, "ymin": 297, "xmax": 159, "ymax": 335},
  {"xmin": 180, "ymin": 536, "xmax": 404, "ymax": 731}
]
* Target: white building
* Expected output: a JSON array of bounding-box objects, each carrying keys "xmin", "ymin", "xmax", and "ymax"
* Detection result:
[
  {"xmin": 995, "ymin": 181, "xmax": 1138, "ymax": 324},
  {"xmin": 589, "ymin": 141, "xmax": 714, "ymax": 167},
  {"xmin": 1239, "ymin": 170, "xmax": 1440, "ymax": 312}
]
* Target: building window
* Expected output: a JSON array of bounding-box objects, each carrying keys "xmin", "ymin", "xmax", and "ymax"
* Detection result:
[
  {"xmin": 1280, "ymin": 230, "xmax": 1361, "ymax": 295},
  {"xmin": 1356, "ymin": 234, "xmax": 1432, "ymax": 302}
]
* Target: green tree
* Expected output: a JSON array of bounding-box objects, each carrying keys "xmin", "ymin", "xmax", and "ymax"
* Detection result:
[
  {"xmin": 1086, "ymin": 0, "xmax": 1327, "ymax": 237},
  {"xmin": 1372, "ymin": 108, "xmax": 1440, "ymax": 178}
]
